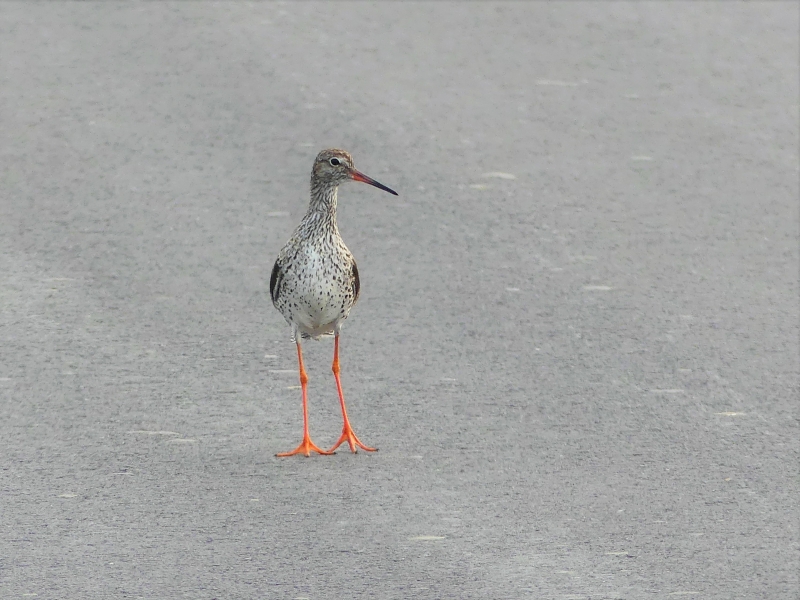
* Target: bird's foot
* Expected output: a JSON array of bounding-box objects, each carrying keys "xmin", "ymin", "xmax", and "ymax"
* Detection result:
[
  {"xmin": 276, "ymin": 435, "xmax": 335, "ymax": 457},
  {"xmin": 328, "ymin": 425, "xmax": 377, "ymax": 454}
]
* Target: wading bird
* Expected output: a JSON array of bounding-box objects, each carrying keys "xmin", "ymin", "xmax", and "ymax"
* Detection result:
[{"xmin": 270, "ymin": 149, "xmax": 397, "ymax": 456}]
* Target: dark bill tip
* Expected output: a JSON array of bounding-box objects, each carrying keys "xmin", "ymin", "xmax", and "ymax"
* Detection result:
[{"xmin": 350, "ymin": 169, "xmax": 398, "ymax": 196}]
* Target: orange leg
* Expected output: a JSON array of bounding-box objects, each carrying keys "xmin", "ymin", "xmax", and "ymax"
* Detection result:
[
  {"xmin": 327, "ymin": 335, "xmax": 377, "ymax": 453},
  {"xmin": 276, "ymin": 341, "xmax": 334, "ymax": 457}
]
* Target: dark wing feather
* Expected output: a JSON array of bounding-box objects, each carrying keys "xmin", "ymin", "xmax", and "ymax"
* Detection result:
[
  {"xmin": 269, "ymin": 260, "xmax": 282, "ymax": 304},
  {"xmin": 352, "ymin": 260, "xmax": 360, "ymax": 304}
]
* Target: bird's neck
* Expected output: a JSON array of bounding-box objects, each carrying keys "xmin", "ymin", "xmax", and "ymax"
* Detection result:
[{"xmin": 302, "ymin": 183, "xmax": 339, "ymax": 235}]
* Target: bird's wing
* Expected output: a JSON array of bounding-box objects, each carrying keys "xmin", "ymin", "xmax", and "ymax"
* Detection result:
[
  {"xmin": 269, "ymin": 259, "xmax": 283, "ymax": 305},
  {"xmin": 352, "ymin": 260, "xmax": 360, "ymax": 305}
]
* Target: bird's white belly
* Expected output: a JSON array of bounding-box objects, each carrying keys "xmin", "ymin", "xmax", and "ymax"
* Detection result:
[
  {"xmin": 282, "ymin": 248, "xmax": 352, "ymax": 337},
  {"xmin": 292, "ymin": 286, "xmax": 345, "ymax": 333}
]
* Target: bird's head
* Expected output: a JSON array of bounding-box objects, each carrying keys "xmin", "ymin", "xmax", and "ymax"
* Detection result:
[{"xmin": 312, "ymin": 148, "xmax": 398, "ymax": 195}]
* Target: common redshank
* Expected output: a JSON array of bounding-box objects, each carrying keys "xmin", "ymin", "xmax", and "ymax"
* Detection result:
[{"xmin": 270, "ymin": 148, "xmax": 398, "ymax": 457}]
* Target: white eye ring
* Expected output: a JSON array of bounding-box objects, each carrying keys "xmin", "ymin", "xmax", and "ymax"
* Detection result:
[{"xmin": 329, "ymin": 158, "xmax": 341, "ymax": 166}]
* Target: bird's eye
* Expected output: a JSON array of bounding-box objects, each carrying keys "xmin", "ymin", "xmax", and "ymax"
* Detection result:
[{"xmin": 329, "ymin": 158, "xmax": 341, "ymax": 166}]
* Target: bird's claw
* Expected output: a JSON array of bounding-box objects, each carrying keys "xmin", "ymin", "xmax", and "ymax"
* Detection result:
[
  {"xmin": 276, "ymin": 435, "xmax": 335, "ymax": 457},
  {"xmin": 328, "ymin": 426, "xmax": 377, "ymax": 454}
]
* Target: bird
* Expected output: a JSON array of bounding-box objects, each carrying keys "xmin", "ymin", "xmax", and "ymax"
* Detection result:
[{"xmin": 270, "ymin": 148, "xmax": 398, "ymax": 457}]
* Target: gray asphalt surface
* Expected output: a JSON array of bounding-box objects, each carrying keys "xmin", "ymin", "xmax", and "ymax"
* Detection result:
[{"xmin": 1, "ymin": 2, "xmax": 798, "ymax": 599}]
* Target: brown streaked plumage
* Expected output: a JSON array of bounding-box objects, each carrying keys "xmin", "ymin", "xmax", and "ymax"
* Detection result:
[{"xmin": 270, "ymin": 148, "xmax": 397, "ymax": 457}]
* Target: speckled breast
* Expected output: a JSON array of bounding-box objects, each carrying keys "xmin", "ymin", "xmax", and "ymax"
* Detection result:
[{"xmin": 275, "ymin": 244, "xmax": 357, "ymax": 336}]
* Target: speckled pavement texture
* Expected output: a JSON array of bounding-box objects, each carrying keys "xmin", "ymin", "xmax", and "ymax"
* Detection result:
[{"xmin": 1, "ymin": 2, "xmax": 797, "ymax": 599}]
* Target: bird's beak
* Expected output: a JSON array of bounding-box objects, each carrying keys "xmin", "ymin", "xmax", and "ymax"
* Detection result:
[{"xmin": 349, "ymin": 169, "xmax": 398, "ymax": 196}]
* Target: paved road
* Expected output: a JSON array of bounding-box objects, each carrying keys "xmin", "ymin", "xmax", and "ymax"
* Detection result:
[{"xmin": 1, "ymin": 3, "xmax": 797, "ymax": 599}]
